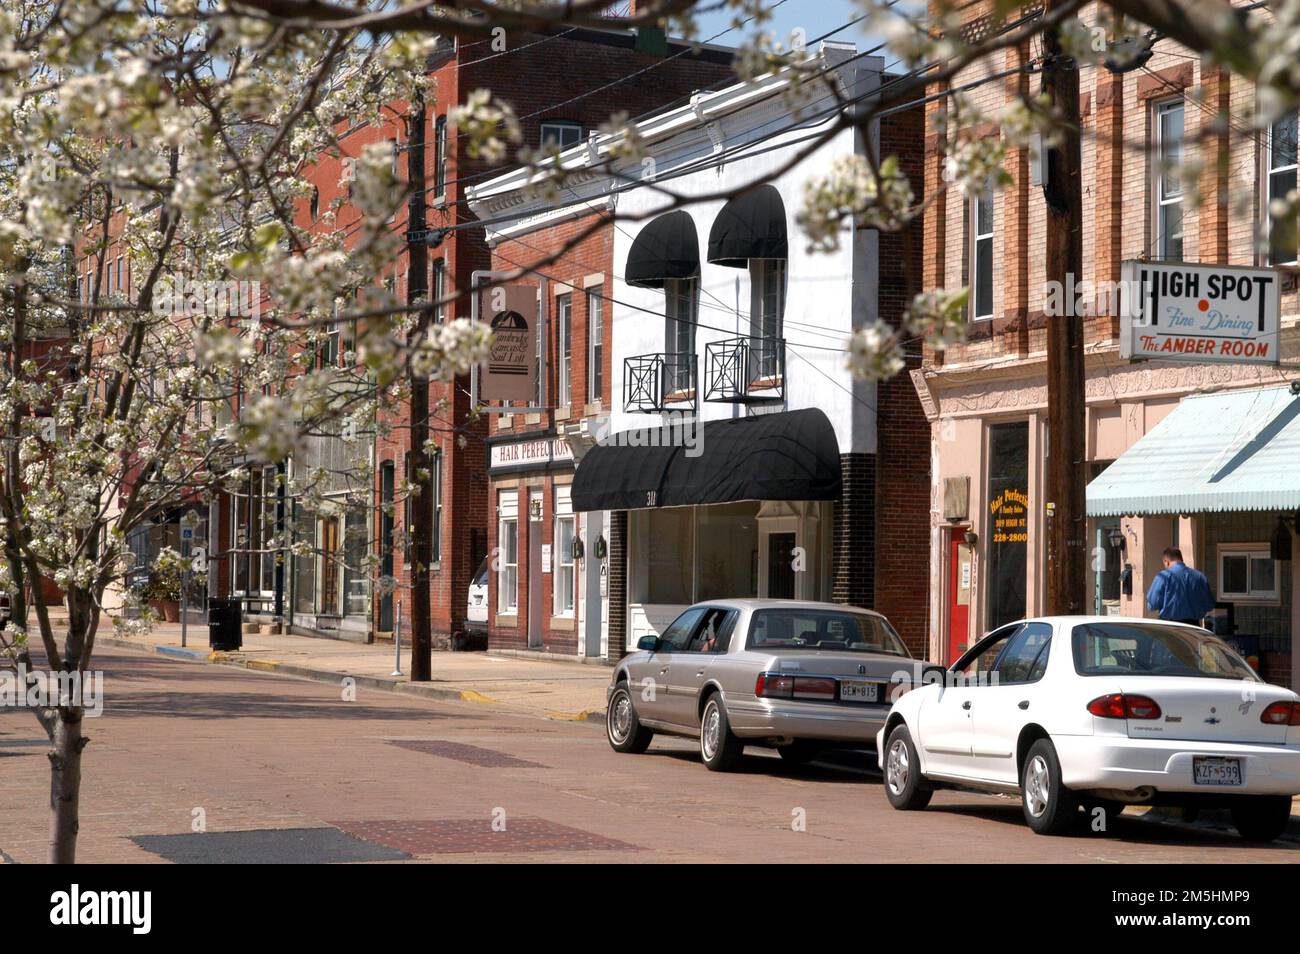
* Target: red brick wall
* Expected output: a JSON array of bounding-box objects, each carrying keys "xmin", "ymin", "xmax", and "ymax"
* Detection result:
[
  {"xmin": 873, "ymin": 100, "xmax": 931, "ymax": 658},
  {"xmin": 485, "ymin": 213, "xmax": 614, "ymax": 653}
]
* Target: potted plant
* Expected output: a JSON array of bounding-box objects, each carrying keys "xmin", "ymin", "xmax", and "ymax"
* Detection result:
[{"xmin": 140, "ymin": 547, "xmax": 186, "ymax": 622}]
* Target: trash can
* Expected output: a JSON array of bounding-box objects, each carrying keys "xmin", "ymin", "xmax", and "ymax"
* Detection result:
[{"xmin": 208, "ymin": 597, "xmax": 243, "ymax": 651}]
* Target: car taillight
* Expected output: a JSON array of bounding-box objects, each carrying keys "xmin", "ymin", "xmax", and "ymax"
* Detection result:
[
  {"xmin": 1087, "ymin": 693, "xmax": 1162, "ymax": 720},
  {"xmin": 755, "ymin": 673, "xmax": 837, "ymax": 700},
  {"xmin": 1260, "ymin": 701, "xmax": 1300, "ymax": 726},
  {"xmin": 793, "ymin": 677, "xmax": 836, "ymax": 700},
  {"xmin": 755, "ymin": 673, "xmax": 794, "ymax": 699}
]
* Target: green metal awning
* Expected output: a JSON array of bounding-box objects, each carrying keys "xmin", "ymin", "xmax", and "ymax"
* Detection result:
[{"xmin": 1086, "ymin": 385, "xmax": 1300, "ymax": 517}]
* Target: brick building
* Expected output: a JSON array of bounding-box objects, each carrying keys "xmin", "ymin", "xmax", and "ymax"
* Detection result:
[
  {"xmin": 468, "ymin": 42, "xmax": 931, "ymax": 659},
  {"xmin": 271, "ymin": 26, "xmax": 734, "ymax": 645},
  {"xmin": 915, "ymin": 1, "xmax": 1300, "ymax": 685}
]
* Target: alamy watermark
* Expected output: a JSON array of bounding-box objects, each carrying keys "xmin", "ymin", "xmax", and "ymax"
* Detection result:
[
  {"xmin": 590, "ymin": 409, "xmax": 703, "ymax": 461},
  {"xmin": 1, "ymin": 664, "xmax": 104, "ymax": 716}
]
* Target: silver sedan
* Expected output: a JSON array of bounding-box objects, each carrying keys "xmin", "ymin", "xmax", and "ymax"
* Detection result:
[{"xmin": 605, "ymin": 599, "xmax": 932, "ymax": 771}]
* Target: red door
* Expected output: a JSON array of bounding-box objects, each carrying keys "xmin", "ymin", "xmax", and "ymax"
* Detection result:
[{"xmin": 947, "ymin": 529, "xmax": 973, "ymax": 664}]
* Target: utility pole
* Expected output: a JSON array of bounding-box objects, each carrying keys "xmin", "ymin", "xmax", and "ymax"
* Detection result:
[
  {"xmin": 1042, "ymin": 3, "xmax": 1088, "ymax": 615},
  {"xmin": 406, "ymin": 93, "xmax": 433, "ymax": 681}
]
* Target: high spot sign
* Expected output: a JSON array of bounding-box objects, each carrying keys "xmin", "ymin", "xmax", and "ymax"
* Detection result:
[{"xmin": 1120, "ymin": 261, "xmax": 1280, "ymax": 365}]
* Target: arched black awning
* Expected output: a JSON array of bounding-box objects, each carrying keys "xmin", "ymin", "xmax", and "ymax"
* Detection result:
[
  {"xmin": 707, "ymin": 185, "xmax": 788, "ymax": 267},
  {"xmin": 572, "ymin": 408, "xmax": 841, "ymax": 512},
  {"xmin": 625, "ymin": 211, "xmax": 700, "ymax": 288}
]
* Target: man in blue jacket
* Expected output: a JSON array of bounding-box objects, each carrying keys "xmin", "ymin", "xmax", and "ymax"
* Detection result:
[{"xmin": 1146, "ymin": 547, "xmax": 1216, "ymax": 626}]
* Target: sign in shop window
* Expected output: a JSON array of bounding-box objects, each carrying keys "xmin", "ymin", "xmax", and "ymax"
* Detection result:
[{"xmin": 987, "ymin": 421, "xmax": 1029, "ymax": 629}]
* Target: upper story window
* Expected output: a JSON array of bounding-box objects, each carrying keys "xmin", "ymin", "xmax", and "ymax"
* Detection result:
[
  {"xmin": 971, "ymin": 186, "xmax": 994, "ymax": 321},
  {"xmin": 430, "ymin": 447, "xmax": 443, "ymax": 564},
  {"xmin": 309, "ymin": 186, "xmax": 320, "ymax": 221},
  {"xmin": 587, "ymin": 285, "xmax": 604, "ymax": 405},
  {"xmin": 556, "ymin": 292, "xmax": 573, "ymax": 407},
  {"xmin": 430, "ymin": 258, "xmax": 446, "ymax": 322},
  {"xmin": 1267, "ymin": 113, "xmax": 1298, "ymax": 265},
  {"xmin": 540, "ymin": 121, "xmax": 583, "ymax": 150},
  {"xmin": 318, "ymin": 323, "xmax": 341, "ymax": 369},
  {"xmin": 749, "ymin": 259, "xmax": 786, "ymax": 379},
  {"xmin": 433, "ymin": 115, "xmax": 448, "ymax": 198},
  {"xmin": 1153, "ymin": 99, "xmax": 1185, "ymax": 261},
  {"xmin": 665, "ymin": 278, "xmax": 697, "ymax": 392}
]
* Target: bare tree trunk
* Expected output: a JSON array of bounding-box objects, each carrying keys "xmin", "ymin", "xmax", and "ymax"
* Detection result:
[{"xmin": 45, "ymin": 706, "xmax": 87, "ymax": 864}]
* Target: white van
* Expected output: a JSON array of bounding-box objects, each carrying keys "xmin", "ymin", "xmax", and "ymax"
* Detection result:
[{"xmin": 466, "ymin": 555, "xmax": 489, "ymax": 633}]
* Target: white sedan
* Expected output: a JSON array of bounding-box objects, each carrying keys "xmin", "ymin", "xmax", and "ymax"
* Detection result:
[{"xmin": 878, "ymin": 616, "xmax": 1300, "ymax": 841}]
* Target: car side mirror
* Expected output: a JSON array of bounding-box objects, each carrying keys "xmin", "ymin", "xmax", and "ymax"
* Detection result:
[{"xmin": 637, "ymin": 635, "xmax": 659, "ymax": 652}]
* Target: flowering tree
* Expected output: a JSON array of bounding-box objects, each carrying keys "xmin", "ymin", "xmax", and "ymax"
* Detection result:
[{"xmin": 1, "ymin": 0, "xmax": 1295, "ymax": 863}]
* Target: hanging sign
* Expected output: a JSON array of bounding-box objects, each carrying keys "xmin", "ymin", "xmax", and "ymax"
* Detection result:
[
  {"xmin": 1120, "ymin": 261, "xmax": 1280, "ymax": 365},
  {"xmin": 480, "ymin": 283, "xmax": 538, "ymax": 401}
]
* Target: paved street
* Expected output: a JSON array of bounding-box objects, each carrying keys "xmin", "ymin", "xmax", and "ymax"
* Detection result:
[{"xmin": 1, "ymin": 645, "xmax": 1297, "ymax": 864}]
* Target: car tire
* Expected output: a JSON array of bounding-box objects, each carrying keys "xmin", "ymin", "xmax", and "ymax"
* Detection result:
[
  {"xmin": 884, "ymin": 725, "xmax": 933, "ymax": 811},
  {"xmin": 1230, "ymin": 795, "xmax": 1292, "ymax": 843},
  {"xmin": 700, "ymin": 694, "xmax": 744, "ymax": 771},
  {"xmin": 1021, "ymin": 738, "xmax": 1078, "ymax": 835},
  {"xmin": 776, "ymin": 741, "xmax": 820, "ymax": 764},
  {"xmin": 606, "ymin": 683, "xmax": 653, "ymax": 754}
]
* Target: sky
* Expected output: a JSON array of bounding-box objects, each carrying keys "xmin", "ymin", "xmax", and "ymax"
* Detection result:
[{"xmin": 690, "ymin": 0, "xmax": 890, "ymax": 56}]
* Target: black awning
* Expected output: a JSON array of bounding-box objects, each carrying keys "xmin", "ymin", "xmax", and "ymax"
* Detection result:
[
  {"xmin": 572, "ymin": 408, "xmax": 841, "ymax": 512},
  {"xmin": 625, "ymin": 210, "xmax": 699, "ymax": 288},
  {"xmin": 707, "ymin": 185, "xmax": 788, "ymax": 267}
]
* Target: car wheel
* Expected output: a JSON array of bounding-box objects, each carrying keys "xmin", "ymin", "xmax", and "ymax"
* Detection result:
[
  {"xmin": 606, "ymin": 683, "xmax": 653, "ymax": 754},
  {"xmin": 776, "ymin": 741, "xmax": 820, "ymax": 764},
  {"xmin": 1230, "ymin": 795, "xmax": 1292, "ymax": 843},
  {"xmin": 1021, "ymin": 738, "xmax": 1078, "ymax": 835},
  {"xmin": 884, "ymin": 725, "xmax": 933, "ymax": 810},
  {"xmin": 699, "ymin": 695, "xmax": 744, "ymax": 771}
]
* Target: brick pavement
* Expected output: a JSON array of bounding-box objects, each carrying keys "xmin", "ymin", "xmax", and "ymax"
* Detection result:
[{"xmin": 3, "ymin": 644, "xmax": 1299, "ymax": 864}]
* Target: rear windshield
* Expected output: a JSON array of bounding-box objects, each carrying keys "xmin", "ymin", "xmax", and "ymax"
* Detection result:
[
  {"xmin": 472, "ymin": 557, "xmax": 489, "ymax": 587},
  {"xmin": 747, "ymin": 609, "xmax": 908, "ymax": 656},
  {"xmin": 1072, "ymin": 622, "xmax": 1257, "ymax": 680}
]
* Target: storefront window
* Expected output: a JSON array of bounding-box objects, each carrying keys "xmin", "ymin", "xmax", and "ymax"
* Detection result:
[
  {"xmin": 343, "ymin": 499, "xmax": 369, "ymax": 617},
  {"xmin": 987, "ymin": 421, "xmax": 1029, "ymax": 629},
  {"xmin": 698, "ymin": 502, "xmax": 759, "ymax": 600},
  {"xmin": 647, "ymin": 507, "xmax": 693, "ymax": 604},
  {"xmin": 499, "ymin": 518, "xmax": 518, "ymax": 612},
  {"xmin": 555, "ymin": 515, "xmax": 576, "ymax": 615},
  {"xmin": 293, "ymin": 505, "xmax": 316, "ymax": 615},
  {"xmin": 1219, "ymin": 546, "xmax": 1278, "ymax": 602}
]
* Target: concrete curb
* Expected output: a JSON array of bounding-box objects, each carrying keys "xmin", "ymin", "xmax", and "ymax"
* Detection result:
[{"xmin": 96, "ymin": 635, "xmax": 606, "ymax": 723}]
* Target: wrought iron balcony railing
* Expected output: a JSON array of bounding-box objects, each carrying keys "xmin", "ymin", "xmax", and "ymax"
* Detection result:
[
  {"xmin": 623, "ymin": 352, "xmax": 697, "ymax": 413},
  {"xmin": 703, "ymin": 336, "xmax": 785, "ymax": 403}
]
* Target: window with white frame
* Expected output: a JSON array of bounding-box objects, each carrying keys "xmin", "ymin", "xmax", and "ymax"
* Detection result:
[
  {"xmin": 749, "ymin": 259, "xmax": 786, "ymax": 379},
  {"xmin": 498, "ymin": 493, "xmax": 518, "ymax": 613},
  {"xmin": 1267, "ymin": 112, "xmax": 1298, "ymax": 265},
  {"xmin": 665, "ymin": 277, "xmax": 697, "ymax": 392},
  {"xmin": 554, "ymin": 486, "xmax": 575, "ymax": 617},
  {"xmin": 540, "ymin": 121, "xmax": 583, "ymax": 150},
  {"xmin": 587, "ymin": 285, "xmax": 604, "ymax": 405},
  {"xmin": 1218, "ymin": 544, "xmax": 1278, "ymax": 602},
  {"xmin": 430, "ymin": 258, "xmax": 446, "ymax": 322},
  {"xmin": 433, "ymin": 115, "xmax": 448, "ymax": 198},
  {"xmin": 430, "ymin": 448, "xmax": 443, "ymax": 564},
  {"xmin": 971, "ymin": 186, "xmax": 994, "ymax": 320},
  {"xmin": 556, "ymin": 292, "xmax": 572, "ymax": 407},
  {"xmin": 1153, "ymin": 99, "xmax": 1185, "ymax": 261}
]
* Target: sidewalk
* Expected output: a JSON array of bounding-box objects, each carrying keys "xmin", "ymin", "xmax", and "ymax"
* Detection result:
[{"xmin": 95, "ymin": 621, "xmax": 612, "ymax": 722}]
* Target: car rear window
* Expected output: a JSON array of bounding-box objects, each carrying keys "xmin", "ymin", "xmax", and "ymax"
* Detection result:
[
  {"xmin": 747, "ymin": 609, "xmax": 908, "ymax": 655},
  {"xmin": 1072, "ymin": 622, "xmax": 1257, "ymax": 680}
]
